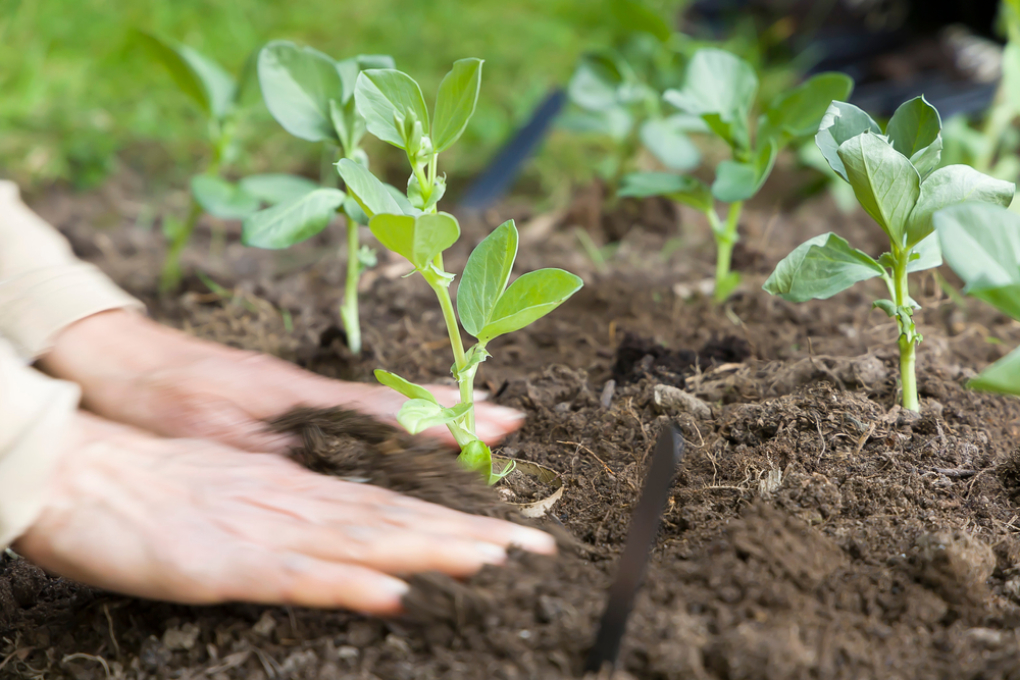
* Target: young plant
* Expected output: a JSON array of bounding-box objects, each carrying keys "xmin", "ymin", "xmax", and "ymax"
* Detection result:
[
  {"xmin": 338, "ymin": 59, "xmax": 584, "ymax": 482},
  {"xmin": 935, "ymin": 202, "xmax": 1020, "ymax": 393},
  {"xmin": 619, "ymin": 48, "xmax": 853, "ymax": 302},
  {"xmin": 240, "ymin": 42, "xmax": 396, "ymax": 355},
  {"xmin": 764, "ymin": 97, "xmax": 1015, "ymax": 412}
]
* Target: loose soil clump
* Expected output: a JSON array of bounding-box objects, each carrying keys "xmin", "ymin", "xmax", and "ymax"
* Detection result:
[{"xmin": 6, "ymin": 183, "xmax": 1020, "ymax": 678}]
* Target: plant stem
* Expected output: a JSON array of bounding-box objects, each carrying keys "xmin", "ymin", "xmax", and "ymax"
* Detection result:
[
  {"xmin": 891, "ymin": 250, "xmax": 920, "ymax": 411},
  {"xmin": 160, "ymin": 198, "xmax": 202, "ymax": 294},
  {"xmin": 340, "ymin": 216, "xmax": 362, "ymax": 354},
  {"xmin": 710, "ymin": 201, "xmax": 743, "ymax": 304},
  {"xmin": 428, "ymin": 255, "xmax": 475, "ymax": 433}
]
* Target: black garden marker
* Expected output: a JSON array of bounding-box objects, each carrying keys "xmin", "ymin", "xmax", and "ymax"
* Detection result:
[{"xmin": 584, "ymin": 424, "xmax": 685, "ymax": 675}]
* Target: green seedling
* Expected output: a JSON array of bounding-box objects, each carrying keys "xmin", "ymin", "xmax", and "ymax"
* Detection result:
[
  {"xmin": 241, "ymin": 42, "xmax": 397, "ymax": 355},
  {"xmin": 137, "ymin": 33, "xmax": 317, "ymax": 294},
  {"xmin": 619, "ymin": 48, "xmax": 853, "ymax": 303},
  {"xmin": 935, "ymin": 202, "xmax": 1020, "ymax": 394},
  {"xmin": 338, "ymin": 59, "xmax": 583, "ymax": 483},
  {"xmin": 764, "ymin": 97, "xmax": 1015, "ymax": 412}
]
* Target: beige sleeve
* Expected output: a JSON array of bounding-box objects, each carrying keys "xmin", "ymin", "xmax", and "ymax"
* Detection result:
[
  {"xmin": 0, "ymin": 339, "xmax": 79, "ymax": 548},
  {"xmin": 0, "ymin": 180, "xmax": 144, "ymax": 360}
]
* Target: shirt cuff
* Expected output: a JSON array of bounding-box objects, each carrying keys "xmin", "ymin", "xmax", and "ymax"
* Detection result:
[{"xmin": 0, "ymin": 341, "xmax": 79, "ymax": 548}]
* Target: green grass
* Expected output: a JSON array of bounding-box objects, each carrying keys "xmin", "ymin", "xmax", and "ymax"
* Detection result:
[{"xmin": 0, "ymin": 0, "xmax": 683, "ymax": 191}]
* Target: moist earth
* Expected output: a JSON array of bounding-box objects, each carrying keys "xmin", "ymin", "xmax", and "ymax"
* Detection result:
[{"xmin": 5, "ymin": 177, "xmax": 1020, "ymax": 678}]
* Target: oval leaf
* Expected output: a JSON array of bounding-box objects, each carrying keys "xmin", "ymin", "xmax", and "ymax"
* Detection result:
[
  {"xmin": 619, "ymin": 172, "xmax": 713, "ymax": 212},
  {"xmin": 432, "ymin": 58, "xmax": 483, "ymax": 152},
  {"xmin": 711, "ymin": 140, "xmax": 777, "ymax": 203},
  {"xmin": 355, "ymin": 69, "xmax": 430, "ymax": 150},
  {"xmin": 639, "ymin": 117, "xmax": 700, "ymax": 171},
  {"xmin": 336, "ymin": 158, "xmax": 404, "ymax": 217},
  {"xmin": 369, "ymin": 212, "xmax": 460, "ymax": 269},
  {"xmin": 397, "ymin": 399, "xmax": 472, "ymax": 435},
  {"xmin": 458, "ymin": 220, "xmax": 519, "ymax": 337},
  {"xmin": 241, "ymin": 188, "xmax": 345, "ymax": 249},
  {"xmin": 837, "ymin": 132, "xmax": 920, "ymax": 246},
  {"xmin": 885, "ymin": 95, "xmax": 942, "ymax": 179},
  {"xmin": 191, "ymin": 176, "xmax": 260, "ymax": 219},
  {"xmin": 374, "ymin": 369, "xmax": 438, "ymax": 404},
  {"xmin": 478, "ymin": 269, "xmax": 583, "ymax": 343},
  {"xmin": 906, "ymin": 164, "xmax": 1015, "ymax": 247},
  {"xmin": 969, "ymin": 346, "xmax": 1020, "ymax": 396},
  {"xmin": 239, "ymin": 174, "xmax": 319, "ymax": 205},
  {"xmin": 760, "ymin": 72, "xmax": 854, "ymax": 144},
  {"xmin": 136, "ymin": 31, "xmax": 236, "ymax": 120},
  {"xmin": 664, "ymin": 48, "xmax": 757, "ymax": 149},
  {"xmin": 258, "ymin": 41, "xmax": 344, "ymax": 142},
  {"xmin": 815, "ymin": 101, "xmax": 881, "ymax": 181},
  {"xmin": 763, "ymin": 232, "xmax": 885, "ymax": 302},
  {"xmin": 935, "ymin": 202, "xmax": 1020, "ymax": 320}
]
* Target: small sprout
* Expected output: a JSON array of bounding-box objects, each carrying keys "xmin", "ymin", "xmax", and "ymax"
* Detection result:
[
  {"xmin": 345, "ymin": 61, "xmax": 583, "ymax": 483},
  {"xmin": 240, "ymin": 42, "xmax": 398, "ymax": 356},
  {"xmin": 764, "ymin": 97, "xmax": 1015, "ymax": 412},
  {"xmin": 935, "ymin": 202, "xmax": 1020, "ymax": 395},
  {"xmin": 620, "ymin": 48, "xmax": 854, "ymax": 302}
]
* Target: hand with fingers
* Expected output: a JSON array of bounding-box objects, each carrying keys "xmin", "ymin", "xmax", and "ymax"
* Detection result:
[
  {"xmin": 39, "ymin": 310, "xmax": 524, "ymax": 453},
  {"xmin": 15, "ymin": 413, "xmax": 555, "ymax": 614}
]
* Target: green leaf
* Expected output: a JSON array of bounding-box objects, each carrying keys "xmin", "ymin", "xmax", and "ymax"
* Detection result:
[
  {"xmin": 557, "ymin": 107, "xmax": 633, "ymax": 141},
  {"xmin": 330, "ymin": 97, "xmax": 366, "ymax": 155},
  {"xmin": 905, "ymin": 233, "xmax": 943, "ymax": 273},
  {"xmin": 336, "ymin": 54, "xmax": 397, "ymax": 102},
  {"xmin": 837, "ymin": 132, "xmax": 920, "ymax": 245},
  {"xmin": 355, "ymin": 69, "xmax": 430, "ymax": 150},
  {"xmin": 618, "ymin": 172, "xmax": 713, "ymax": 212},
  {"xmin": 238, "ymin": 174, "xmax": 319, "ymax": 205},
  {"xmin": 969, "ymin": 346, "xmax": 1020, "ymax": 396},
  {"xmin": 815, "ymin": 101, "xmax": 882, "ymax": 181},
  {"xmin": 369, "ymin": 212, "xmax": 460, "ymax": 270},
  {"xmin": 759, "ymin": 72, "xmax": 854, "ymax": 145},
  {"xmin": 885, "ymin": 95, "xmax": 942, "ymax": 179},
  {"xmin": 241, "ymin": 188, "xmax": 345, "ymax": 249},
  {"xmin": 458, "ymin": 439, "xmax": 496, "ymax": 480},
  {"xmin": 477, "ymin": 269, "xmax": 583, "ymax": 342},
  {"xmin": 374, "ymin": 369, "xmax": 438, "ymax": 403},
  {"xmin": 335, "ymin": 158, "xmax": 404, "ymax": 217},
  {"xmin": 873, "ymin": 299, "xmax": 897, "ymax": 317},
  {"xmin": 432, "ymin": 58, "xmax": 483, "ymax": 153},
  {"xmin": 935, "ymin": 202, "xmax": 1020, "ymax": 320},
  {"xmin": 135, "ymin": 31, "xmax": 236, "ymax": 121},
  {"xmin": 407, "ymin": 173, "xmax": 447, "ymax": 212},
  {"xmin": 664, "ymin": 48, "xmax": 757, "ymax": 151},
  {"xmin": 397, "ymin": 399, "xmax": 472, "ymax": 435},
  {"xmin": 610, "ymin": 0, "xmax": 672, "ymax": 42},
  {"xmin": 639, "ymin": 118, "xmax": 700, "ymax": 171},
  {"xmin": 458, "ymin": 221, "xmax": 519, "ymax": 338},
  {"xmin": 711, "ymin": 140, "xmax": 778, "ymax": 203},
  {"xmin": 567, "ymin": 52, "xmax": 627, "ymax": 111},
  {"xmin": 191, "ymin": 175, "xmax": 260, "ymax": 219},
  {"xmin": 257, "ymin": 41, "xmax": 344, "ymax": 143},
  {"xmin": 763, "ymin": 232, "xmax": 886, "ymax": 302},
  {"xmin": 906, "ymin": 165, "xmax": 1015, "ymax": 247}
]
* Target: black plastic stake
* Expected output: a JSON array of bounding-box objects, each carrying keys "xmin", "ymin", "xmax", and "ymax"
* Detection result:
[{"xmin": 583, "ymin": 425, "xmax": 685, "ymax": 675}]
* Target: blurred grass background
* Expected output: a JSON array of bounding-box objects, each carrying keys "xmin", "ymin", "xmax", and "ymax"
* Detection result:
[{"xmin": 0, "ymin": 0, "xmax": 684, "ymax": 193}]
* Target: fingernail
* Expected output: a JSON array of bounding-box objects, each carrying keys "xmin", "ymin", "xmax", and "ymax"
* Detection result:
[
  {"xmin": 476, "ymin": 542, "xmax": 508, "ymax": 565},
  {"xmin": 509, "ymin": 527, "xmax": 557, "ymax": 555},
  {"xmin": 384, "ymin": 576, "xmax": 411, "ymax": 597}
]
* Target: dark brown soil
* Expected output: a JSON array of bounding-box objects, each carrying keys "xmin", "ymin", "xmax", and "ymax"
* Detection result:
[{"xmin": 6, "ymin": 176, "xmax": 1020, "ymax": 678}]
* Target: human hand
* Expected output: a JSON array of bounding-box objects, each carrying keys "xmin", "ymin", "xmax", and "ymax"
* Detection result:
[
  {"xmin": 14, "ymin": 413, "xmax": 555, "ymax": 613},
  {"xmin": 39, "ymin": 310, "xmax": 524, "ymax": 453}
]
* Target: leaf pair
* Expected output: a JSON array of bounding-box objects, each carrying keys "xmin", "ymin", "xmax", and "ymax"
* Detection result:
[
  {"xmin": 136, "ymin": 31, "xmax": 242, "ymax": 123},
  {"xmin": 355, "ymin": 58, "xmax": 482, "ymax": 154},
  {"xmin": 258, "ymin": 41, "xmax": 394, "ymax": 151},
  {"xmin": 936, "ymin": 203, "xmax": 1020, "ymax": 394},
  {"xmin": 193, "ymin": 174, "xmax": 319, "ymax": 220},
  {"xmin": 457, "ymin": 221, "xmax": 584, "ymax": 344},
  {"xmin": 373, "ymin": 370, "xmax": 471, "ymax": 434},
  {"xmin": 816, "ymin": 98, "xmax": 1014, "ymax": 249}
]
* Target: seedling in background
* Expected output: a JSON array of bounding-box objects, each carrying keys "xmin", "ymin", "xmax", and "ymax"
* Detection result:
[
  {"xmin": 935, "ymin": 202, "xmax": 1020, "ymax": 394},
  {"xmin": 338, "ymin": 59, "xmax": 583, "ymax": 483},
  {"xmin": 241, "ymin": 42, "xmax": 397, "ymax": 355},
  {"xmin": 764, "ymin": 97, "xmax": 1015, "ymax": 412},
  {"xmin": 137, "ymin": 33, "xmax": 319, "ymax": 294},
  {"xmin": 619, "ymin": 48, "xmax": 853, "ymax": 303}
]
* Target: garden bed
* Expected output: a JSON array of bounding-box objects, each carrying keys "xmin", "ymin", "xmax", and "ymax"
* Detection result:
[{"xmin": 5, "ymin": 179, "xmax": 1020, "ymax": 679}]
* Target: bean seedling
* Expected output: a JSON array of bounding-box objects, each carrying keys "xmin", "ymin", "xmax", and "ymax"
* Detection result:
[
  {"xmin": 935, "ymin": 202, "xmax": 1020, "ymax": 395},
  {"xmin": 619, "ymin": 47, "xmax": 853, "ymax": 302},
  {"xmin": 764, "ymin": 97, "xmax": 1015, "ymax": 412},
  {"xmin": 338, "ymin": 59, "xmax": 584, "ymax": 482},
  {"xmin": 241, "ymin": 42, "xmax": 397, "ymax": 355}
]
